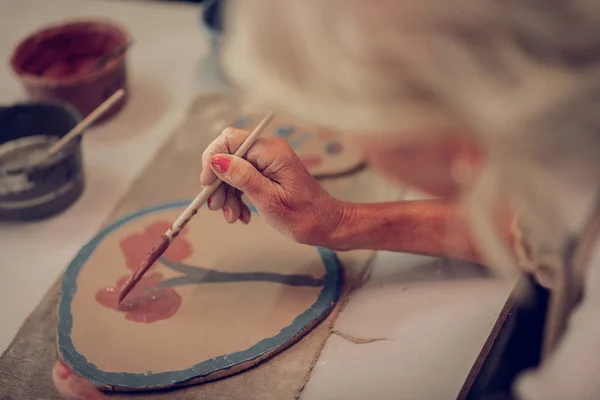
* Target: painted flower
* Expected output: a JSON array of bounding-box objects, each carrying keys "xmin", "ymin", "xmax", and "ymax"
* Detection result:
[
  {"xmin": 119, "ymin": 220, "xmax": 192, "ymax": 271},
  {"xmin": 316, "ymin": 127, "xmax": 339, "ymax": 141},
  {"xmin": 95, "ymin": 272, "xmax": 182, "ymax": 323},
  {"xmin": 299, "ymin": 155, "xmax": 323, "ymax": 169},
  {"xmin": 325, "ymin": 141, "xmax": 343, "ymax": 154}
]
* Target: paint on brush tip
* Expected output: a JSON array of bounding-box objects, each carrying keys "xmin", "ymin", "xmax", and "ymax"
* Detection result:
[
  {"xmin": 118, "ymin": 235, "xmax": 170, "ymax": 303},
  {"xmin": 97, "ymin": 272, "xmax": 181, "ymax": 323}
]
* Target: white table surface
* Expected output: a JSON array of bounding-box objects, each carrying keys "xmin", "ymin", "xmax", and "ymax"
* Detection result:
[{"xmin": 0, "ymin": 1, "xmax": 514, "ymax": 398}]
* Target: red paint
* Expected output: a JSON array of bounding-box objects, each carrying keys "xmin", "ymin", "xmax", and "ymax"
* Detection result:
[
  {"xmin": 316, "ymin": 128, "xmax": 339, "ymax": 141},
  {"xmin": 207, "ymin": 197, "xmax": 212, "ymax": 207},
  {"xmin": 119, "ymin": 221, "xmax": 192, "ymax": 271},
  {"xmin": 56, "ymin": 360, "xmax": 71, "ymax": 380},
  {"xmin": 14, "ymin": 34, "xmax": 109, "ymax": 79},
  {"xmin": 300, "ymin": 155, "xmax": 323, "ymax": 169},
  {"xmin": 239, "ymin": 211, "xmax": 249, "ymax": 224},
  {"xmin": 210, "ymin": 155, "xmax": 231, "ymax": 173},
  {"xmin": 10, "ymin": 20, "xmax": 130, "ymax": 121},
  {"xmin": 97, "ymin": 273, "xmax": 181, "ymax": 323},
  {"xmin": 36, "ymin": 56, "xmax": 100, "ymax": 79},
  {"xmin": 118, "ymin": 234, "xmax": 170, "ymax": 303}
]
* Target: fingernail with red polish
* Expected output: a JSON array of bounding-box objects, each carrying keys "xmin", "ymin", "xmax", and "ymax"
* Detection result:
[
  {"xmin": 223, "ymin": 208, "xmax": 230, "ymax": 221},
  {"xmin": 207, "ymin": 197, "xmax": 212, "ymax": 207},
  {"xmin": 210, "ymin": 156, "xmax": 231, "ymax": 173},
  {"xmin": 239, "ymin": 212, "xmax": 248, "ymax": 224},
  {"xmin": 57, "ymin": 360, "xmax": 71, "ymax": 380}
]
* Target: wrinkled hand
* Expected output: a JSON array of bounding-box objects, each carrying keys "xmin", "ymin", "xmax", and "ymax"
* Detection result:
[{"xmin": 200, "ymin": 127, "xmax": 345, "ymax": 246}]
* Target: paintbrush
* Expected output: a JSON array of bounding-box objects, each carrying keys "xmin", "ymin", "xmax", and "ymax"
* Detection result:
[{"xmin": 118, "ymin": 110, "xmax": 276, "ymax": 304}]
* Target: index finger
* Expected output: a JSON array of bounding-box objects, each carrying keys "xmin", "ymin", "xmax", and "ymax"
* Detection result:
[{"xmin": 200, "ymin": 127, "xmax": 252, "ymax": 186}]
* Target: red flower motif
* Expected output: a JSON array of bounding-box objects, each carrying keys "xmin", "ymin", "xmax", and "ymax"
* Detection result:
[
  {"xmin": 119, "ymin": 220, "xmax": 192, "ymax": 271},
  {"xmin": 299, "ymin": 155, "xmax": 323, "ymax": 169},
  {"xmin": 316, "ymin": 128, "xmax": 339, "ymax": 141},
  {"xmin": 95, "ymin": 272, "xmax": 182, "ymax": 323}
]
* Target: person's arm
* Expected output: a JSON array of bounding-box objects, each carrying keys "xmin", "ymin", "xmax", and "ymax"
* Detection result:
[
  {"xmin": 200, "ymin": 128, "xmax": 513, "ymax": 266},
  {"xmin": 318, "ymin": 199, "xmax": 513, "ymax": 266}
]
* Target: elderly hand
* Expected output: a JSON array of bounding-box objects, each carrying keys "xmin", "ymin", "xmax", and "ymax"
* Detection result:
[{"xmin": 200, "ymin": 127, "xmax": 346, "ymax": 246}]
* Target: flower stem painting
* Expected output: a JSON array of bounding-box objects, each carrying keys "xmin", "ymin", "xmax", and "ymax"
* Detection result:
[
  {"xmin": 94, "ymin": 220, "xmax": 327, "ymax": 324},
  {"xmin": 58, "ymin": 200, "xmax": 341, "ymax": 391}
]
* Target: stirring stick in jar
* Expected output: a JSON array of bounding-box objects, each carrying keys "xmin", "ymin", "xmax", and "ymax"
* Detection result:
[
  {"xmin": 46, "ymin": 89, "xmax": 126, "ymax": 157},
  {"xmin": 117, "ymin": 111, "xmax": 276, "ymax": 304}
]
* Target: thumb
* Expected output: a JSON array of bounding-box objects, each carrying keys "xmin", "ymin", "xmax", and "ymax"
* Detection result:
[{"xmin": 210, "ymin": 154, "xmax": 274, "ymax": 199}]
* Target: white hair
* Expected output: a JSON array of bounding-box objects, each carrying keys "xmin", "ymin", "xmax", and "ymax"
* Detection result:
[
  {"xmin": 221, "ymin": 1, "xmax": 600, "ymax": 397},
  {"xmin": 221, "ymin": 0, "xmax": 600, "ymax": 270}
]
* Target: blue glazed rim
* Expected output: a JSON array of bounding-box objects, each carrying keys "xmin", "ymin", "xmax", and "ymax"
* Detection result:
[{"xmin": 57, "ymin": 199, "xmax": 342, "ymax": 389}]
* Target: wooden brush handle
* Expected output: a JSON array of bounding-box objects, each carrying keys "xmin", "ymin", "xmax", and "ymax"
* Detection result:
[
  {"xmin": 165, "ymin": 110, "xmax": 275, "ymax": 239},
  {"xmin": 47, "ymin": 89, "xmax": 126, "ymax": 156}
]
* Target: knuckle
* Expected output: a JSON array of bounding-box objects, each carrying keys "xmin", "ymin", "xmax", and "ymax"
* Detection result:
[
  {"xmin": 203, "ymin": 140, "xmax": 223, "ymax": 161},
  {"xmin": 202, "ymin": 144, "xmax": 215, "ymax": 161},
  {"xmin": 221, "ymin": 127, "xmax": 252, "ymax": 154},
  {"xmin": 265, "ymin": 137, "xmax": 296, "ymax": 160},
  {"xmin": 220, "ymin": 126, "xmax": 236, "ymax": 137},
  {"xmin": 222, "ymin": 127, "xmax": 249, "ymax": 141}
]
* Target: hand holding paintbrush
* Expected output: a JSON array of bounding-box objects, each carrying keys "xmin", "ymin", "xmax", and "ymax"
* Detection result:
[{"xmin": 118, "ymin": 111, "xmax": 276, "ymax": 303}]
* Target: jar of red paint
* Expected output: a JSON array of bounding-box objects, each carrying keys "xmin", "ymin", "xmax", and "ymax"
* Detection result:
[{"xmin": 9, "ymin": 19, "xmax": 130, "ymax": 123}]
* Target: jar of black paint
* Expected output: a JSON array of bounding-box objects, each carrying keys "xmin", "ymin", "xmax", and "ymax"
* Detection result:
[{"xmin": 0, "ymin": 102, "xmax": 85, "ymax": 221}]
